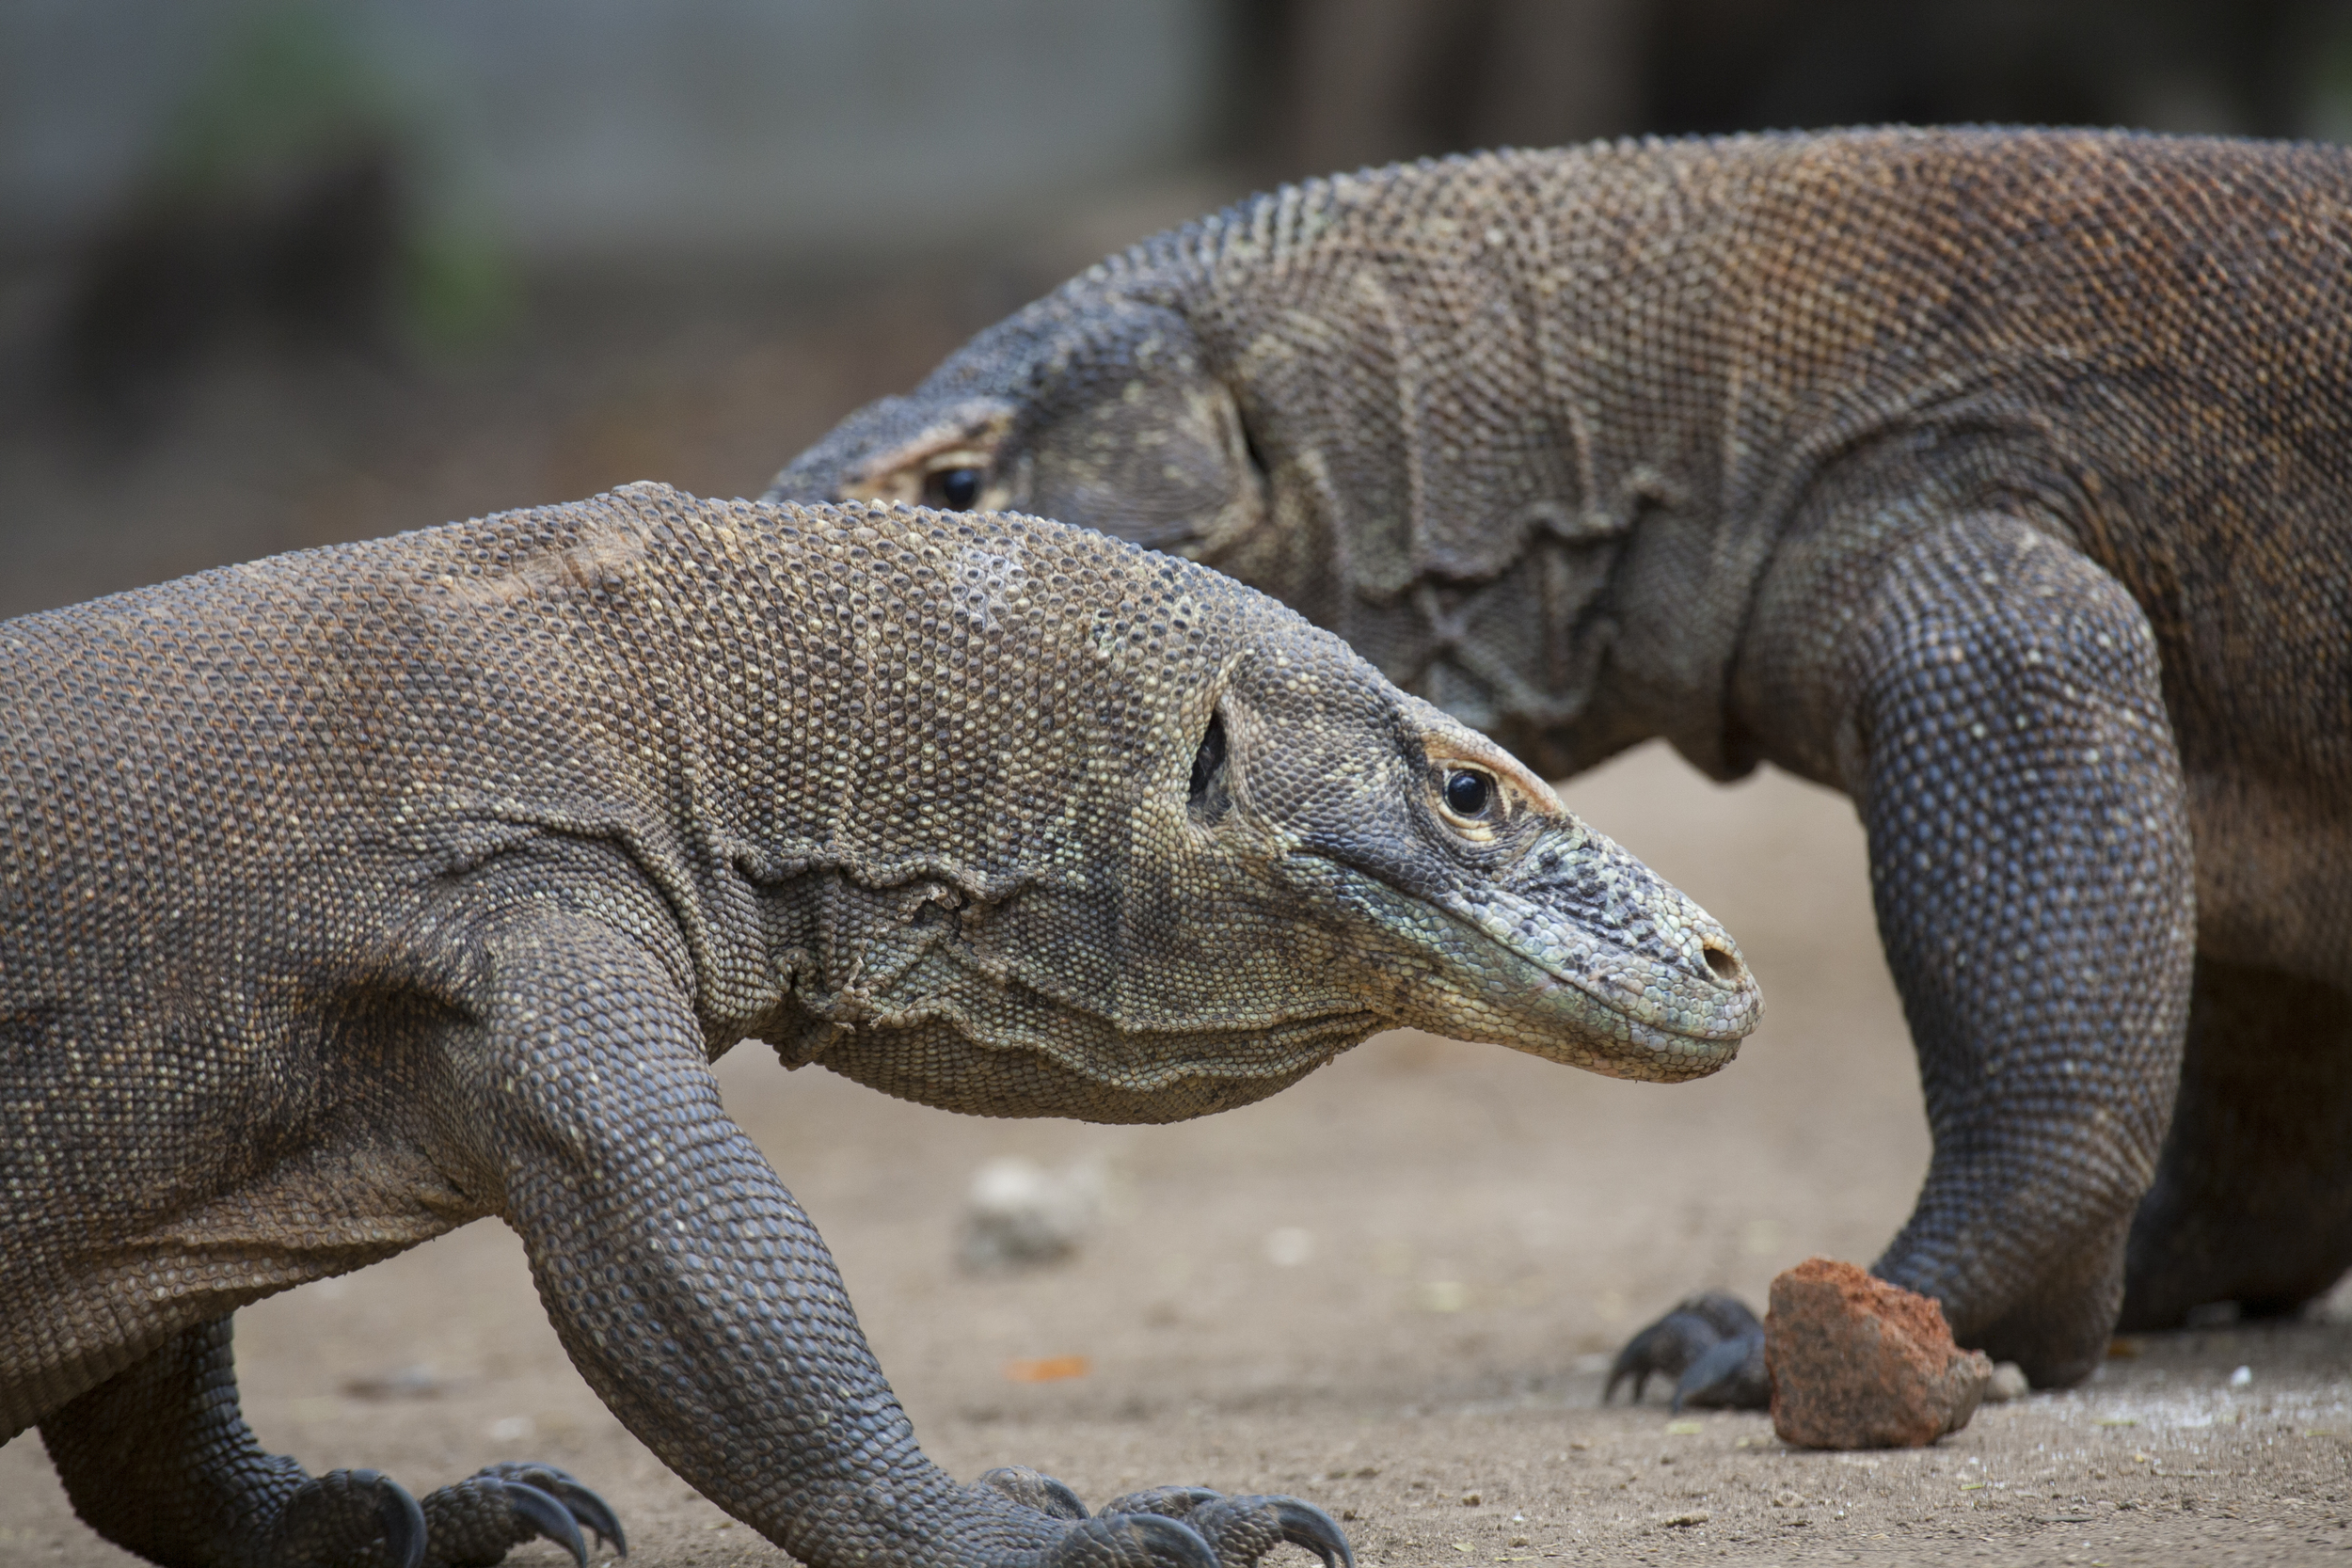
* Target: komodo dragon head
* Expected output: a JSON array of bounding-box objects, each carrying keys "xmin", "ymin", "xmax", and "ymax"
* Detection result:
[
  {"xmin": 766, "ymin": 282, "xmax": 1270, "ymax": 576},
  {"xmin": 673, "ymin": 493, "xmax": 1756, "ymax": 1123}
]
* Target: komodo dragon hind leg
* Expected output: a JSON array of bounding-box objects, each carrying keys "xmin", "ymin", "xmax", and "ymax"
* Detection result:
[
  {"xmin": 40, "ymin": 1314, "xmax": 623, "ymax": 1568},
  {"xmin": 2119, "ymin": 958, "xmax": 2352, "ymax": 1329}
]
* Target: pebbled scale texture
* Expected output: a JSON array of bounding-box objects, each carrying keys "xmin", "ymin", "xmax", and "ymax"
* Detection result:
[
  {"xmin": 775, "ymin": 127, "xmax": 2352, "ymax": 1392},
  {"xmin": 3, "ymin": 484, "xmax": 1756, "ymax": 1564}
]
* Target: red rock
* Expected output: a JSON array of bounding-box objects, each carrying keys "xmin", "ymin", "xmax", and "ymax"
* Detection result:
[{"xmin": 1765, "ymin": 1258, "xmax": 1994, "ymax": 1449}]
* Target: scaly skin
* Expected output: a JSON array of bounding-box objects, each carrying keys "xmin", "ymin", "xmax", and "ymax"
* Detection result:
[
  {"xmin": 774, "ymin": 127, "xmax": 2352, "ymax": 1394},
  {"xmin": 3, "ymin": 483, "xmax": 1757, "ymax": 1566}
]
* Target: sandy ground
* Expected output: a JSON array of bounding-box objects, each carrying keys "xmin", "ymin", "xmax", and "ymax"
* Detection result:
[{"xmin": 3, "ymin": 222, "xmax": 2347, "ymax": 1565}]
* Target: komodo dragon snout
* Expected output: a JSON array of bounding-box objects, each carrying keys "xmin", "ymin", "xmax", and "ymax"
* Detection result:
[{"xmin": 1207, "ymin": 661, "xmax": 1758, "ymax": 1080}]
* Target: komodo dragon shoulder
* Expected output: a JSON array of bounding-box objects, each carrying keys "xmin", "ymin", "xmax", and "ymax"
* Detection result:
[
  {"xmin": 777, "ymin": 125, "xmax": 2352, "ymax": 1403},
  {"xmin": 2, "ymin": 483, "xmax": 1756, "ymax": 1566}
]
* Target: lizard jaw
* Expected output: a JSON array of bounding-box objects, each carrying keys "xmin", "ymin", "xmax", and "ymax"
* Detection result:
[
  {"xmin": 1428, "ymin": 883, "xmax": 1761, "ymax": 1043},
  {"xmin": 1307, "ymin": 862, "xmax": 1762, "ymax": 1083},
  {"xmin": 1421, "ymin": 904, "xmax": 1759, "ymax": 1084}
]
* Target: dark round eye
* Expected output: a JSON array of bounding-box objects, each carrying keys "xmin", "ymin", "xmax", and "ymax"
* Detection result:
[
  {"xmin": 1443, "ymin": 769, "xmax": 1493, "ymax": 817},
  {"xmin": 927, "ymin": 467, "xmax": 983, "ymax": 510}
]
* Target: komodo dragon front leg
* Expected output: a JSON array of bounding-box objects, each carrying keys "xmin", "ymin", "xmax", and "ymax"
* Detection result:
[
  {"xmin": 475, "ymin": 911, "xmax": 1341, "ymax": 1568},
  {"xmin": 442, "ymin": 911, "xmax": 1345, "ymax": 1568},
  {"xmin": 1826, "ymin": 522, "xmax": 2192, "ymax": 1378},
  {"xmin": 1619, "ymin": 513, "xmax": 2198, "ymax": 1400}
]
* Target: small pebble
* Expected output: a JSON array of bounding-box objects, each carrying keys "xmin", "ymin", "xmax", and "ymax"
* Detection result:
[
  {"xmin": 959, "ymin": 1156, "xmax": 1104, "ymax": 1270},
  {"xmin": 1982, "ymin": 1361, "xmax": 2032, "ymax": 1402}
]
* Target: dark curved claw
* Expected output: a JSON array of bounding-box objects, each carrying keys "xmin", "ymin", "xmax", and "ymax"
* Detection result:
[
  {"xmin": 479, "ymin": 1462, "xmax": 628, "ymax": 1555},
  {"xmin": 1605, "ymin": 1291, "xmax": 1766, "ymax": 1408},
  {"xmin": 980, "ymin": 1465, "xmax": 1092, "ymax": 1521},
  {"xmin": 498, "ymin": 1481, "xmax": 589, "ymax": 1566},
  {"xmin": 1110, "ymin": 1512, "xmax": 1221, "ymax": 1568},
  {"xmin": 366, "ymin": 1469, "xmax": 428, "ymax": 1568},
  {"xmin": 1248, "ymin": 1497, "xmax": 1353, "ymax": 1568},
  {"xmin": 272, "ymin": 1469, "xmax": 424, "ymax": 1568},
  {"xmin": 548, "ymin": 1476, "xmax": 628, "ymax": 1556},
  {"xmin": 1271, "ymin": 1497, "xmax": 1352, "ymax": 1568},
  {"xmin": 1015, "ymin": 1476, "xmax": 1351, "ymax": 1568},
  {"xmin": 1104, "ymin": 1488, "xmax": 1356, "ymax": 1568},
  {"xmin": 1673, "ymin": 1328, "xmax": 1769, "ymax": 1412},
  {"xmin": 1604, "ymin": 1316, "xmax": 1704, "ymax": 1404}
]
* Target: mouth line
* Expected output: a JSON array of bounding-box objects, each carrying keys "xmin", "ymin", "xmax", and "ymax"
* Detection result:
[
  {"xmin": 1517, "ymin": 958, "xmax": 1746, "ymax": 1058},
  {"xmin": 1431, "ymin": 894, "xmax": 1756, "ymax": 1045},
  {"xmin": 1296, "ymin": 850, "xmax": 1755, "ymax": 1052}
]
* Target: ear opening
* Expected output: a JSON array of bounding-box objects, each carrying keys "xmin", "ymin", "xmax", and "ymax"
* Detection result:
[
  {"xmin": 1187, "ymin": 708, "xmax": 1232, "ymax": 826},
  {"xmin": 1237, "ymin": 404, "xmax": 1271, "ymax": 484}
]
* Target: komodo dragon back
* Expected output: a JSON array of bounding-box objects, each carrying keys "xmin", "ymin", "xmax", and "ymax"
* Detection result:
[{"xmin": 1, "ymin": 483, "xmax": 1756, "ymax": 1568}]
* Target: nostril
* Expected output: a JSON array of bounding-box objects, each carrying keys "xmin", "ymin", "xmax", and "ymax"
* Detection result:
[{"xmin": 1703, "ymin": 944, "xmax": 1741, "ymax": 984}]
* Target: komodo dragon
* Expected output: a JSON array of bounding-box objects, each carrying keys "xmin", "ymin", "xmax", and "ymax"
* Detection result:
[
  {"xmin": 774, "ymin": 125, "xmax": 2352, "ymax": 1404},
  {"xmin": 2, "ymin": 482, "xmax": 1760, "ymax": 1567}
]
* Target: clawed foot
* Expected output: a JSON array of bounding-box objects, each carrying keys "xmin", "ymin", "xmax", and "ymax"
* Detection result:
[
  {"xmin": 271, "ymin": 1460, "xmax": 624, "ymax": 1567},
  {"xmin": 1604, "ymin": 1291, "xmax": 1770, "ymax": 1411},
  {"xmin": 979, "ymin": 1466, "xmax": 1352, "ymax": 1568}
]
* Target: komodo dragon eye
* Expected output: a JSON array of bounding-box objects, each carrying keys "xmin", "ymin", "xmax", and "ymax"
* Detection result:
[
  {"xmin": 925, "ymin": 467, "xmax": 983, "ymax": 510},
  {"xmin": 1442, "ymin": 768, "xmax": 1495, "ymax": 818}
]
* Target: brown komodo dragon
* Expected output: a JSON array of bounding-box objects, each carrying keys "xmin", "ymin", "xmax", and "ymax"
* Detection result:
[
  {"xmin": 2, "ymin": 482, "xmax": 1760, "ymax": 1567},
  {"xmin": 774, "ymin": 125, "xmax": 2352, "ymax": 1404}
]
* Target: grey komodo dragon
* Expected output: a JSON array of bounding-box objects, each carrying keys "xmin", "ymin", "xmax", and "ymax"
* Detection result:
[
  {"xmin": 2, "ymin": 482, "xmax": 1760, "ymax": 1567},
  {"xmin": 775, "ymin": 125, "xmax": 2352, "ymax": 1401}
]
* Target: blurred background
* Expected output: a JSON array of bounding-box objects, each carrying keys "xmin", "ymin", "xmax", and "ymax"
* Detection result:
[{"xmin": 9, "ymin": 0, "xmax": 2352, "ymax": 617}]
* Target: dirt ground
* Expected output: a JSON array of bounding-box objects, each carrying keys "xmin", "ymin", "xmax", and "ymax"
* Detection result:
[{"xmin": 3, "ymin": 210, "xmax": 2347, "ymax": 1566}]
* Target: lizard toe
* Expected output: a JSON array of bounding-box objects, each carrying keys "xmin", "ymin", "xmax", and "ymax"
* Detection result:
[
  {"xmin": 492, "ymin": 1479, "xmax": 589, "ymax": 1566},
  {"xmin": 416, "ymin": 1463, "xmax": 625, "ymax": 1565},
  {"xmin": 1606, "ymin": 1291, "xmax": 1765, "ymax": 1407},
  {"xmin": 474, "ymin": 1462, "xmax": 627, "ymax": 1555},
  {"xmin": 1103, "ymin": 1487, "xmax": 1354, "ymax": 1568},
  {"xmin": 270, "ymin": 1467, "xmax": 427, "ymax": 1568},
  {"xmin": 1189, "ymin": 1496, "xmax": 1353, "ymax": 1568},
  {"xmin": 1671, "ymin": 1329, "xmax": 1770, "ymax": 1412},
  {"xmin": 978, "ymin": 1464, "xmax": 1092, "ymax": 1519},
  {"xmin": 1042, "ymin": 1512, "xmax": 1220, "ymax": 1568}
]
